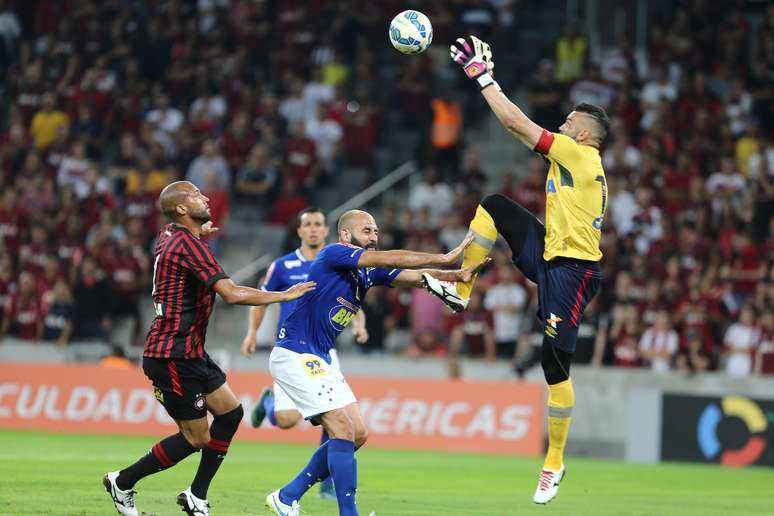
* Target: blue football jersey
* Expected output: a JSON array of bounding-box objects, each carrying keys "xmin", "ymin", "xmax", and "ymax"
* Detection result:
[
  {"xmin": 276, "ymin": 243, "xmax": 402, "ymax": 362},
  {"xmin": 261, "ymin": 249, "xmax": 313, "ymax": 329}
]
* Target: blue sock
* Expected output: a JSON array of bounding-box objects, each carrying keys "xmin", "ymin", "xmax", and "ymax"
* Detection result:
[
  {"xmin": 319, "ymin": 430, "xmax": 333, "ymax": 490},
  {"xmin": 280, "ymin": 441, "xmax": 330, "ymax": 504},
  {"xmin": 327, "ymin": 439, "xmax": 358, "ymax": 516},
  {"xmin": 265, "ymin": 394, "xmax": 277, "ymax": 426}
]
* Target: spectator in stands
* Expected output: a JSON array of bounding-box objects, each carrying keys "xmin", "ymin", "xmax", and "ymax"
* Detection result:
[
  {"xmin": 754, "ymin": 311, "xmax": 774, "ymax": 375},
  {"xmin": 186, "ymin": 139, "xmax": 230, "ymax": 192},
  {"xmin": 448, "ymin": 290, "xmax": 496, "ymax": 364},
  {"xmin": 29, "ymin": 92, "xmax": 69, "ymax": 151},
  {"xmin": 284, "ymin": 121, "xmax": 319, "ymax": 187},
  {"xmin": 107, "ymin": 237, "xmax": 148, "ymax": 347},
  {"xmin": 438, "ymin": 213, "xmax": 469, "ymax": 253},
  {"xmin": 235, "ymin": 143, "xmax": 278, "ymax": 204},
  {"xmin": 609, "ymin": 303, "xmax": 641, "ymax": 368},
  {"xmin": 221, "ymin": 111, "xmax": 257, "ymax": 172},
  {"xmin": 189, "ymin": 82, "xmax": 227, "ymax": 134},
  {"xmin": 555, "ymin": 23, "xmax": 587, "ymax": 84},
  {"xmin": 638, "ymin": 309, "xmax": 679, "ymax": 372},
  {"xmin": 569, "ymin": 63, "xmax": 615, "ymax": 112},
  {"xmin": 675, "ymin": 327, "xmax": 712, "ymax": 375},
  {"xmin": 527, "ymin": 59, "xmax": 565, "ymax": 132},
  {"xmin": 430, "ymin": 90, "xmax": 463, "ymax": 176},
  {"xmin": 56, "ymin": 140, "xmax": 93, "ymax": 199},
  {"xmin": 0, "ymin": 252, "xmax": 15, "ymax": 322},
  {"xmin": 723, "ymin": 304, "xmax": 760, "ymax": 377},
  {"xmin": 145, "ymin": 91, "xmax": 184, "ymax": 140},
  {"xmin": 456, "ymin": 146, "xmax": 488, "ymax": 195},
  {"xmin": 576, "ymin": 296, "xmax": 608, "ymax": 366},
  {"xmin": 640, "ymin": 65, "xmax": 678, "ymax": 131},
  {"xmin": 72, "ymin": 256, "xmax": 111, "ymax": 340},
  {"xmin": 0, "ymin": 188, "xmax": 22, "ymax": 255},
  {"xmin": 305, "ymin": 103, "xmax": 343, "ymax": 180},
  {"xmin": 18, "ymin": 222, "xmax": 50, "ymax": 275},
  {"xmin": 42, "ymin": 279, "xmax": 74, "ymax": 347},
  {"xmin": 1, "ymin": 271, "xmax": 42, "ymax": 341},
  {"xmin": 484, "ymin": 264, "xmax": 528, "ymax": 358},
  {"xmin": 409, "ymin": 168, "xmax": 454, "ymax": 228},
  {"xmin": 269, "ymin": 177, "xmax": 308, "ymax": 226}
]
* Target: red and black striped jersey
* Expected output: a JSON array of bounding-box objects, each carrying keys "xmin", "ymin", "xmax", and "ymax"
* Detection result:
[{"xmin": 144, "ymin": 223, "xmax": 228, "ymax": 359}]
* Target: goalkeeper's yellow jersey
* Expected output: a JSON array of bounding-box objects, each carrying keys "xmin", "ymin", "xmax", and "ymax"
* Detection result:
[{"xmin": 534, "ymin": 130, "xmax": 606, "ymax": 262}]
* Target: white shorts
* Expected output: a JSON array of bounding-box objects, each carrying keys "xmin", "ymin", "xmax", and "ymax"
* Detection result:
[
  {"xmin": 269, "ymin": 347, "xmax": 355, "ymax": 420},
  {"xmin": 272, "ymin": 349, "xmax": 342, "ymax": 412}
]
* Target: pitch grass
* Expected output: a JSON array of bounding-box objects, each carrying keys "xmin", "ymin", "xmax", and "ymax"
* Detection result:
[{"xmin": 0, "ymin": 431, "xmax": 771, "ymax": 515}]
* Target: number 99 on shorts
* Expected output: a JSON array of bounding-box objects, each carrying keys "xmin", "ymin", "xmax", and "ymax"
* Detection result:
[{"xmin": 300, "ymin": 354, "xmax": 329, "ymax": 378}]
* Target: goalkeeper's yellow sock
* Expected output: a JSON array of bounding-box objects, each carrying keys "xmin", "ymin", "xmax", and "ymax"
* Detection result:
[
  {"xmin": 457, "ymin": 205, "xmax": 498, "ymax": 300},
  {"xmin": 543, "ymin": 378, "xmax": 574, "ymax": 471}
]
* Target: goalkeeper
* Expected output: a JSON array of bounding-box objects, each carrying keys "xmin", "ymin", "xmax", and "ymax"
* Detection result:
[{"xmin": 423, "ymin": 35, "xmax": 609, "ymax": 505}]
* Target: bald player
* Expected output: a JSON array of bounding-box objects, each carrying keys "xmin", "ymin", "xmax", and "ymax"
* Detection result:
[
  {"xmin": 265, "ymin": 210, "xmax": 487, "ymax": 516},
  {"xmin": 423, "ymin": 36, "xmax": 609, "ymax": 504},
  {"xmin": 103, "ymin": 181, "xmax": 315, "ymax": 516}
]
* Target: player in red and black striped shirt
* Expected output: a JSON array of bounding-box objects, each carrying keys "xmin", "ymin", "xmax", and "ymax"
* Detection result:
[{"xmin": 103, "ymin": 181, "xmax": 315, "ymax": 516}]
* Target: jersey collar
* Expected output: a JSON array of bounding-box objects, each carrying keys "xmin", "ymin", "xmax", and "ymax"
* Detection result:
[{"xmin": 295, "ymin": 249, "xmax": 307, "ymax": 262}]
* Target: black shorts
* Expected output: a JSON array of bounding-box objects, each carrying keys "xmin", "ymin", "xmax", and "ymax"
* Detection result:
[
  {"xmin": 142, "ymin": 353, "xmax": 227, "ymax": 420},
  {"xmin": 514, "ymin": 217, "xmax": 601, "ymax": 354}
]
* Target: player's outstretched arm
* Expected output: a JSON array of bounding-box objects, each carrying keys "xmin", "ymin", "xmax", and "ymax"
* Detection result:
[
  {"xmin": 450, "ymin": 35, "xmax": 542, "ymax": 149},
  {"xmin": 391, "ymin": 258, "xmax": 491, "ymax": 288},
  {"xmin": 214, "ymin": 278, "xmax": 316, "ymax": 306},
  {"xmin": 241, "ymin": 305, "xmax": 268, "ymax": 357},
  {"xmin": 357, "ymin": 232, "xmax": 474, "ymax": 269}
]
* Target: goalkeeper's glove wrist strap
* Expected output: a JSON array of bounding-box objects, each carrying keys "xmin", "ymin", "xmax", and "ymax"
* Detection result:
[{"xmin": 476, "ymin": 73, "xmax": 500, "ymax": 92}]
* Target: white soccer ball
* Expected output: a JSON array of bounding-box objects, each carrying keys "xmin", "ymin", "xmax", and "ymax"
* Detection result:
[{"xmin": 389, "ymin": 10, "xmax": 433, "ymax": 55}]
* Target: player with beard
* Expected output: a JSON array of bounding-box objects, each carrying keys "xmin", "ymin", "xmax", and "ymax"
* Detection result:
[
  {"xmin": 265, "ymin": 210, "xmax": 488, "ymax": 516},
  {"xmin": 240, "ymin": 207, "xmax": 366, "ymax": 500},
  {"xmin": 103, "ymin": 181, "xmax": 315, "ymax": 516}
]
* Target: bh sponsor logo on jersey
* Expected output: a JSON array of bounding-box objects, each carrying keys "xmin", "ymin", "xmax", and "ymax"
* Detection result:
[
  {"xmin": 545, "ymin": 313, "xmax": 562, "ymax": 338},
  {"xmin": 300, "ymin": 355, "xmax": 328, "ymax": 379},
  {"xmin": 328, "ymin": 297, "xmax": 358, "ymax": 331},
  {"xmin": 284, "ymin": 260, "xmax": 303, "ymax": 269}
]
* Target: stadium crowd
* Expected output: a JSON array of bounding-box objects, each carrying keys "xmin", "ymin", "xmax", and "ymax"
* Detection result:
[{"xmin": 0, "ymin": 0, "xmax": 772, "ymax": 377}]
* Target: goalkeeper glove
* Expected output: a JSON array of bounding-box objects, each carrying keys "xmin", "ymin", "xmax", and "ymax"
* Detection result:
[{"xmin": 450, "ymin": 35, "xmax": 500, "ymax": 91}]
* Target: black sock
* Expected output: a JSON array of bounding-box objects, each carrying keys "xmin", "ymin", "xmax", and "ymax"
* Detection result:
[
  {"xmin": 190, "ymin": 405, "xmax": 243, "ymax": 499},
  {"xmin": 116, "ymin": 432, "xmax": 197, "ymax": 490}
]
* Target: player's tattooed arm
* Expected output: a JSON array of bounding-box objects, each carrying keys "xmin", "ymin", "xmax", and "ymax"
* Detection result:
[
  {"xmin": 358, "ymin": 232, "xmax": 474, "ymax": 269},
  {"xmin": 480, "ymin": 86, "xmax": 543, "ymax": 149},
  {"xmin": 391, "ymin": 258, "xmax": 491, "ymax": 287},
  {"xmin": 214, "ymin": 278, "xmax": 316, "ymax": 305}
]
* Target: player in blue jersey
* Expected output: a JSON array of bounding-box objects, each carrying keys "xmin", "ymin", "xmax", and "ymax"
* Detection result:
[
  {"xmin": 240, "ymin": 207, "xmax": 366, "ymax": 500},
  {"xmin": 264, "ymin": 209, "xmax": 487, "ymax": 516}
]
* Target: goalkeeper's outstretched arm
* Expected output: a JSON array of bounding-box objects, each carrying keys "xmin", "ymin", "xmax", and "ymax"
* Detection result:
[
  {"xmin": 450, "ymin": 35, "xmax": 543, "ymax": 150},
  {"xmin": 480, "ymin": 87, "xmax": 543, "ymax": 150}
]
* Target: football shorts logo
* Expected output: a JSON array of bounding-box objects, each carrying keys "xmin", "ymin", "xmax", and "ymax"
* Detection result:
[
  {"xmin": 301, "ymin": 354, "xmax": 328, "ymax": 379},
  {"xmin": 545, "ymin": 313, "xmax": 562, "ymax": 338},
  {"xmin": 153, "ymin": 387, "xmax": 164, "ymax": 403},
  {"xmin": 193, "ymin": 394, "xmax": 206, "ymax": 411}
]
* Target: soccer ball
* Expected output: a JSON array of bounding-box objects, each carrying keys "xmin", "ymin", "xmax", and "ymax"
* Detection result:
[{"xmin": 389, "ymin": 10, "xmax": 433, "ymax": 55}]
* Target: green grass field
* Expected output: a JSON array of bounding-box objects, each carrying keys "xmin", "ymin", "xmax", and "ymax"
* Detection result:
[{"xmin": 0, "ymin": 430, "xmax": 771, "ymax": 515}]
